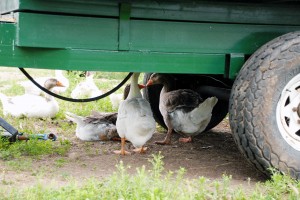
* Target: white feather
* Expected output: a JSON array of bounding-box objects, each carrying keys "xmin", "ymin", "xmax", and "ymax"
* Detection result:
[
  {"xmin": 71, "ymin": 72, "xmax": 102, "ymax": 98},
  {"xmin": 0, "ymin": 93, "xmax": 59, "ymax": 118},
  {"xmin": 65, "ymin": 111, "xmax": 117, "ymax": 141},
  {"xmin": 116, "ymin": 73, "xmax": 156, "ymax": 148},
  {"xmin": 170, "ymin": 97, "xmax": 218, "ymax": 136}
]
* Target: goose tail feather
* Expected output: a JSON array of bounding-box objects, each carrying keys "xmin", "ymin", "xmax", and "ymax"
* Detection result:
[
  {"xmin": 190, "ymin": 97, "xmax": 218, "ymax": 124},
  {"xmin": 65, "ymin": 111, "xmax": 84, "ymax": 125}
]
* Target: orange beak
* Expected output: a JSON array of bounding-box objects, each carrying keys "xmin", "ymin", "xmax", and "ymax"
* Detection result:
[
  {"xmin": 138, "ymin": 84, "xmax": 145, "ymax": 89},
  {"xmin": 146, "ymin": 79, "xmax": 153, "ymax": 87},
  {"xmin": 56, "ymin": 81, "xmax": 65, "ymax": 87}
]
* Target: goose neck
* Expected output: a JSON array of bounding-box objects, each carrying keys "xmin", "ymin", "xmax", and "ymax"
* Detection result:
[
  {"xmin": 43, "ymin": 93, "xmax": 54, "ymax": 101},
  {"xmin": 160, "ymin": 75, "xmax": 174, "ymax": 93},
  {"xmin": 127, "ymin": 73, "xmax": 142, "ymax": 99}
]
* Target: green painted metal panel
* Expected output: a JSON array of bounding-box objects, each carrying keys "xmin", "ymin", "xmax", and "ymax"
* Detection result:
[
  {"xmin": 1, "ymin": 1, "xmax": 300, "ymax": 77},
  {"xmin": 1, "ymin": 0, "xmax": 300, "ymax": 26},
  {"xmin": 0, "ymin": 45, "xmax": 225, "ymax": 74},
  {"xmin": 15, "ymin": 12, "xmax": 300, "ymax": 53},
  {"xmin": 16, "ymin": 13, "xmax": 119, "ymax": 50},
  {"xmin": 131, "ymin": 1, "xmax": 300, "ymax": 26},
  {"xmin": 0, "ymin": 23, "xmax": 16, "ymax": 46},
  {"xmin": 0, "ymin": 23, "xmax": 225, "ymax": 73},
  {"xmin": 129, "ymin": 20, "xmax": 300, "ymax": 54},
  {"xmin": 0, "ymin": 0, "xmax": 119, "ymax": 17}
]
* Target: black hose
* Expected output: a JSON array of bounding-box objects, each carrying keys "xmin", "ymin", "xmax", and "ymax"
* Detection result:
[{"xmin": 19, "ymin": 68, "xmax": 133, "ymax": 103}]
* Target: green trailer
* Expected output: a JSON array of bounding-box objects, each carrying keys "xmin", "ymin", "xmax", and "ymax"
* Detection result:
[{"xmin": 1, "ymin": 0, "xmax": 300, "ymax": 178}]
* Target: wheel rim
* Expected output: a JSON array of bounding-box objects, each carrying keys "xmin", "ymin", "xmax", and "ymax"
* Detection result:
[{"xmin": 276, "ymin": 73, "xmax": 300, "ymax": 151}]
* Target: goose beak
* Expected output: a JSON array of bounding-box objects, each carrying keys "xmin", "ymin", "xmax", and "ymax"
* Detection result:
[
  {"xmin": 138, "ymin": 84, "xmax": 146, "ymax": 89},
  {"xmin": 146, "ymin": 79, "xmax": 153, "ymax": 87},
  {"xmin": 56, "ymin": 81, "xmax": 65, "ymax": 87}
]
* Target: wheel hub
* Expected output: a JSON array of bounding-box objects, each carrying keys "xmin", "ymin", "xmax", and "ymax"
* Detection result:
[{"xmin": 276, "ymin": 74, "xmax": 300, "ymax": 151}]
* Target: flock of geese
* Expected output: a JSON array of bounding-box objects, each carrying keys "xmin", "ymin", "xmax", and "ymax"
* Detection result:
[{"xmin": 0, "ymin": 71, "xmax": 218, "ymax": 155}]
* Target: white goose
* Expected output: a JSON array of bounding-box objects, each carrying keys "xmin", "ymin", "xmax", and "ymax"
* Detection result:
[
  {"xmin": 0, "ymin": 78, "xmax": 64, "ymax": 118},
  {"xmin": 115, "ymin": 73, "xmax": 156, "ymax": 155},
  {"xmin": 109, "ymin": 93, "xmax": 123, "ymax": 110},
  {"xmin": 71, "ymin": 71, "xmax": 103, "ymax": 98},
  {"xmin": 65, "ymin": 111, "xmax": 118, "ymax": 141},
  {"xmin": 19, "ymin": 70, "xmax": 69, "ymax": 95}
]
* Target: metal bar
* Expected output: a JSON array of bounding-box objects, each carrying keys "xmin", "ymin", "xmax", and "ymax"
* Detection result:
[
  {"xmin": 0, "ymin": 117, "xmax": 18, "ymax": 142},
  {"xmin": 118, "ymin": 3, "xmax": 131, "ymax": 50},
  {"xmin": 0, "ymin": 45, "xmax": 226, "ymax": 74}
]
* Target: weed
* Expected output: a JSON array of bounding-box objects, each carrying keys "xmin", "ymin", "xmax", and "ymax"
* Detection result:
[
  {"xmin": 5, "ymin": 158, "xmax": 33, "ymax": 171},
  {"xmin": 55, "ymin": 158, "xmax": 67, "ymax": 168}
]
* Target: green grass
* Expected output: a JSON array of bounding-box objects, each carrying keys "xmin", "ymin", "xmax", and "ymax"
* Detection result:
[
  {"xmin": 54, "ymin": 158, "xmax": 68, "ymax": 168},
  {"xmin": 0, "ymin": 137, "xmax": 71, "ymax": 160},
  {"xmin": 0, "ymin": 154, "xmax": 299, "ymax": 200},
  {"xmin": 4, "ymin": 158, "xmax": 33, "ymax": 171},
  {"xmin": 0, "ymin": 68, "xmax": 122, "ymax": 160}
]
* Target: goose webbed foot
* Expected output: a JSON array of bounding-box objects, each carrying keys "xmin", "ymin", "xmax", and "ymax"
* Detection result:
[
  {"xmin": 113, "ymin": 137, "xmax": 131, "ymax": 155},
  {"xmin": 155, "ymin": 134, "xmax": 172, "ymax": 145},
  {"xmin": 179, "ymin": 136, "xmax": 192, "ymax": 143},
  {"xmin": 155, "ymin": 129, "xmax": 173, "ymax": 145},
  {"xmin": 133, "ymin": 146, "xmax": 148, "ymax": 154},
  {"xmin": 113, "ymin": 149, "xmax": 131, "ymax": 155},
  {"xmin": 155, "ymin": 140, "xmax": 171, "ymax": 145}
]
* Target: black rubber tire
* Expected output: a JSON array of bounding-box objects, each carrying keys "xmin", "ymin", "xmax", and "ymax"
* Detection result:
[
  {"xmin": 143, "ymin": 73, "xmax": 228, "ymax": 131},
  {"xmin": 206, "ymin": 98, "xmax": 228, "ymax": 132},
  {"xmin": 229, "ymin": 31, "xmax": 300, "ymax": 178}
]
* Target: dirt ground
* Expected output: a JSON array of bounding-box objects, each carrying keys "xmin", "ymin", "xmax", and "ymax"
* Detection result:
[
  {"xmin": 0, "ymin": 117, "xmax": 267, "ymax": 191},
  {"xmin": 0, "ymin": 68, "xmax": 267, "ymax": 191}
]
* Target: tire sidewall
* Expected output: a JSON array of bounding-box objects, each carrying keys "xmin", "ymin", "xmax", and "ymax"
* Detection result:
[{"xmin": 250, "ymin": 51, "xmax": 300, "ymax": 174}]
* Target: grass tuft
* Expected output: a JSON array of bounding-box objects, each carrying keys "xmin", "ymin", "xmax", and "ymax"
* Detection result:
[
  {"xmin": 0, "ymin": 153, "xmax": 299, "ymax": 200},
  {"xmin": 0, "ymin": 136, "xmax": 71, "ymax": 160}
]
